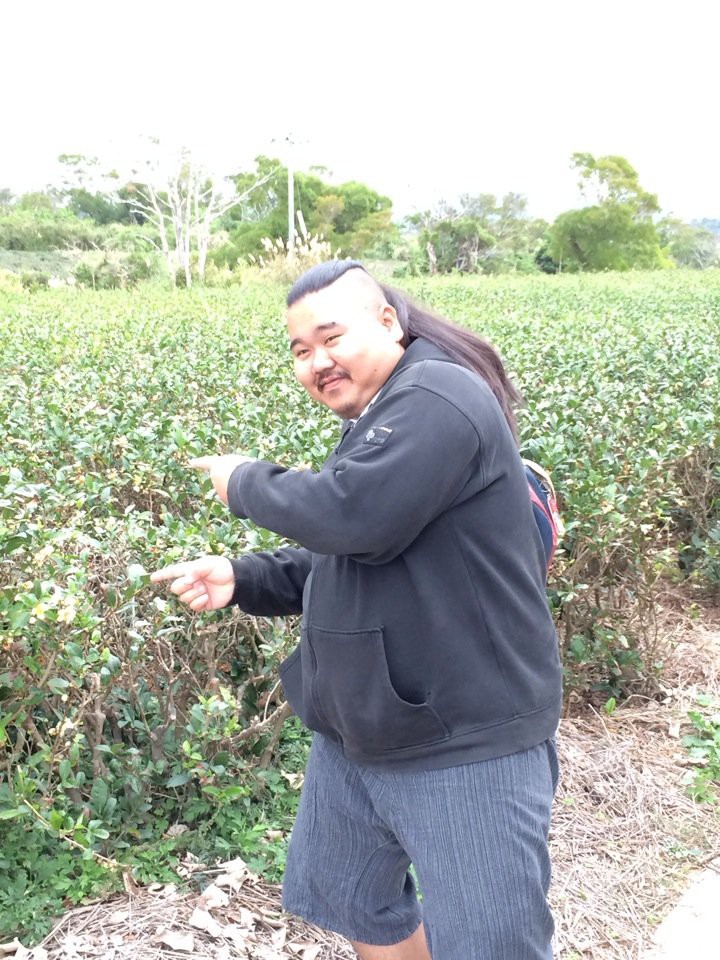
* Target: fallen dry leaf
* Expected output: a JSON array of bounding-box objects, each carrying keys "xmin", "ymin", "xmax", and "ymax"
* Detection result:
[
  {"xmin": 0, "ymin": 941, "xmax": 22, "ymax": 957},
  {"xmin": 229, "ymin": 906, "xmax": 258, "ymax": 931},
  {"xmin": 199, "ymin": 883, "xmax": 230, "ymax": 910},
  {"xmin": 216, "ymin": 947, "xmax": 236, "ymax": 960},
  {"xmin": 158, "ymin": 930, "xmax": 195, "ymax": 952},
  {"xmin": 215, "ymin": 856, "xmax": 250, "ymax": 891},
  {"xmin": 281, "ymin": 771, "xmax": 304, "ymax": 790},
  {"xmin": 287, "ymin": 943, "xmax": 322, "ymax": 960},
  {"xmin": 164, "ymin": 823, "xmax": 189, "ymax": 838},
  {"xmin": 14, "ymin": 947, "xmax": 48, "ymax": 960},
  {"xmin": 222, "ymin": 923, "xmax": 253, "ymax": 950},
  {"xmin": 109, "ymin": 909, "xmax": 131, "ymax": 924},
  {"xmin": 250, "ymin": 947, "xmax": 285, "ymax": 960},
  {"xmin": 188, "ymin": 907, "xmax": 225, "ymax": 938},
  {"xmin": 217, "ymin": 856, "xmax": 248, "ymax": 875},
  {"xmin": 176, "ymin": 852, "xmax": 206, "ymax": 878}
]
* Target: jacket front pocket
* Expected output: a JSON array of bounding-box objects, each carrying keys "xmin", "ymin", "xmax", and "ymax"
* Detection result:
[{"xmin": 306, "ymin": 624, "xmax": 449, "ymax": 753}]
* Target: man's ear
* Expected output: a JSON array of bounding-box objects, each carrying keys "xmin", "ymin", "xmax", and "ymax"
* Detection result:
[{"xmin": 380, "ymin": 304, "xmax": 403, "ymax": 343}]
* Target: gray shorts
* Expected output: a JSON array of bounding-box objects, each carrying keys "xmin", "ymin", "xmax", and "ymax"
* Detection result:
[{"xmin": 283, "ymin": 734, "xmax": 559, "ymax": 959}]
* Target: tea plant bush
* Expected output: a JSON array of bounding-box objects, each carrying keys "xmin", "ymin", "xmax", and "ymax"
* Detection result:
[
  {"xmin": 1, "ymin": 270, "xmax": 718, "ymax": 940},
  {"xmin": 682, "ymin": 694, "xmax": 720, "ymax": 804}
]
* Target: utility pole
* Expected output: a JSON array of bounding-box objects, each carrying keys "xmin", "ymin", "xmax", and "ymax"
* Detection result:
[
  {"xmin": 287, "ymin": 149, "xmax": 294, "ymax": 258},
  {"xmin": 270, "ymin": 131, "xmax": 299, "ymax": 257}
]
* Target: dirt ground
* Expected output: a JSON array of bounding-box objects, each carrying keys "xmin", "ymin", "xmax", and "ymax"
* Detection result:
[{"xmin": 4, "ymin": 601, "xmax": 719, "ymax": 960}]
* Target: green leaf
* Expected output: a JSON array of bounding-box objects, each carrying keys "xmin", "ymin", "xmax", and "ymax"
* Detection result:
[
  {"xmin": 165, "ymin": 772, "xmax": 192, "ymax": 788},
  {"xmin": 9, "ymin": 608, "xmax": 30, "ymax": 631},
  {"xmin": 127, "ymin": 563, "xmax": 148, "ymax": 582}
]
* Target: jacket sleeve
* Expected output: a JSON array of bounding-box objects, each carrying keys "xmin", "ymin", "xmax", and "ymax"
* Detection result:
[
  {"xmin": 228, "ymin": 546, "xmax": 311, "ymax": 615},
  {"xmin": 226, "ymin": 385, "xmax": 484, "ymax": 565}
]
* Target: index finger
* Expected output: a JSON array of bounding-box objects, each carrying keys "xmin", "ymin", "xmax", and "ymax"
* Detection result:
[
  {"xmin": 150, "ymin": 563, "xmax": 193, "ymax": 583},
  {"xmin": 189, "ymin": 457, "xmax": 214, "ymax": 471}
]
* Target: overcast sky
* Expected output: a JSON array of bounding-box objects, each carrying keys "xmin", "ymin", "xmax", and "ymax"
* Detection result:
[{"xmin": 2, "ymin": 0, "xmax": 718, "ymax": 222}]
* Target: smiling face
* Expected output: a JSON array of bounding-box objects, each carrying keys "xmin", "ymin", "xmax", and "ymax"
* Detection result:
[{"xmin": 287, "ymin": 268, "xmax": 405, "ymax": 419}]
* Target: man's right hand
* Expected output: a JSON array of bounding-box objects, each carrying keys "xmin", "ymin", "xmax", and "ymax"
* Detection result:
[{"xmin": 150, "ymin": 556, "xmax": 235, "ymax": 611}]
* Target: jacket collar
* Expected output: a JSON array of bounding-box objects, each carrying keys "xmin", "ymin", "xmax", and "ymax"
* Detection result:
[
  {"xmin": 389, "ymin": 336, "xmax": 453, "ymax": 374},
  {"xmin": 339, "ymin": 338, "xmax": 453, "ymax": 435}
]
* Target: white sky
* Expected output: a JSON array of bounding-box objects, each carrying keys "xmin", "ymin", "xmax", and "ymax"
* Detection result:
[{"xmin": 2, "ymin": 0, "xmax": 718, "ymax": 222}]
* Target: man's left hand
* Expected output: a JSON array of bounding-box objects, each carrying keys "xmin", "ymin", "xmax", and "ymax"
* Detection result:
[{"xmin": 190, "ymin": 455, "xmax": 255, "ymax": 505}]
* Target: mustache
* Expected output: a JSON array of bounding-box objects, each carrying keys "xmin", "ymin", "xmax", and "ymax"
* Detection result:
[{"xmin": 317, "ymin": 371, "xmax": 350, "ymax": 389}]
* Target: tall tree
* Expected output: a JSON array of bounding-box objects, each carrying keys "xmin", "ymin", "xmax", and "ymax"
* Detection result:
[
  {"xmin": 56, "ymin": 154, "xmax": 132, "ymax": 225},
  {"xmin": 548, "ymin": 153, "xmax": 668, "ymax": 272},
  {"xmin": 408, "ymin": 193, "xmax": 546, "ymax": 274},
  {"xmin": 658, "ymin": 218, "xmax": 719, "ymax": 269},
  {"xmin": 571, "ymin": 152, "xmax": 660, "ymax": 214},
  {"xmin": 219, "ymin": 158, "xmax": 395, "ymax": 260},
  {"xmin": 123, "ymin": 144, "xmax": 276, "ymax": 286}
]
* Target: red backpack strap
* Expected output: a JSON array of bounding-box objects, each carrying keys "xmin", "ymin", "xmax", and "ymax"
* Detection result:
[{"xmin": 523, "ymin": 459, "xmax": 565, "ymax": 568}]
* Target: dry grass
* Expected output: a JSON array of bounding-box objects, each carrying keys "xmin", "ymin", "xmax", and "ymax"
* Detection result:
[
  {"xmin": 24, "ymin": 871, "xmax": 356, "ymax": 960},
  {"xmin": 551, "ymin": 602, "xmax": 719, "ymax": 958},
  {"xmin": 6, "ymin": 608, "xmax": 718, "ymax": 960}
]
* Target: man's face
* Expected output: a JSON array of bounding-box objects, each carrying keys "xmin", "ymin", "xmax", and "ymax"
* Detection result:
[{"xmin": 287, "ymin": 270, "xmax": 405, "ymax": 419}]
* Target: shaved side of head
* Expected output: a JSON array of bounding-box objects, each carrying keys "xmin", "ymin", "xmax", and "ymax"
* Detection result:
[{"xmin": 315, "ymin": 266, "xmax": 388, "ymax": 317}]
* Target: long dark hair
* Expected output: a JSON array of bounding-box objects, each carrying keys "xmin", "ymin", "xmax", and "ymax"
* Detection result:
[{"xmin": 287, "ymin": 260, "xmax": 522, "ymax": 439}]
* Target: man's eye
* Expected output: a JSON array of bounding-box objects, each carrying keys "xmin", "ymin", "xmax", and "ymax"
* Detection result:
[
  {"xmin": 294, "ymin": 349, "xmax": 309, "ymax": 360},
  {"xmin": 325, "ymin": 334, "xmax": 340, "ymax": 345}
]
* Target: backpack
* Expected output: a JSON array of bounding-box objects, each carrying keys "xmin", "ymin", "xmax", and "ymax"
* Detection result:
[{"xmin": 523, "ymin": 459, "xmax": 565, "ymax": 571}]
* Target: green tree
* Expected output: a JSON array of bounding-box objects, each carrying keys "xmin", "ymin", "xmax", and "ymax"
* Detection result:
[
  {"xmin": 422, "ymin": 217, "xmax": 495, "ymax": 273},
  {"xmin": 547, "ymin": 153, "xmax": 669, "ymax": 272},
  {"xmin": 658, "ymin": 218, "xmax": 719, "ymax": 269},
  {"xmin": 571, "ymin": 152, "xmax": 660, "ymax": 214},
  {"xmin": 55, "ymin": 154, "xmax": 140, "ymax": 225},
  {"xmin": 221, "ymin": 158, "xmax": 395, "ymax": 259},
  {"xmin": 311, "ymin": 193, "xmax": 345, "ymax": 238},
  {"xmin": 17, "ymin": 192, "xmax": 55, "ymax": 212},
  {"xmin": 66, "ymin": 187, "xmax": 134, "ymax": 225},
  {"xmin": 549, "ymin": 206, "xmax": 668, "ymax": 272},
  {"xmin": 409, "ymin": 193, "xmax": 546, "ymax": 275},
  {"xmin": 339, "ymin": 207, "xmax": 398, "ymax": 258},
  {"xmin": 331, "ymin": 180, "xmax": 391, "ymax": 236}
]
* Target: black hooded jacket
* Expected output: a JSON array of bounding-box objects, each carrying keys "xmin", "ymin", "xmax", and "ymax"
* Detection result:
[{"xmin": 226, "ymin": 338, "xmax": 562, "ymax": 770}]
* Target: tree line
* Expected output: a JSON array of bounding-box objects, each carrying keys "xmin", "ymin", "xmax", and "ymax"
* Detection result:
[{"xmin": 0, "ymin": 147, "xmax": 717, "ymax": 289}]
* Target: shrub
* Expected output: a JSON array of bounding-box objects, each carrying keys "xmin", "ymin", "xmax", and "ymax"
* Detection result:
[
  {"xmin": 0, "ymin": 268, "xmax": 22, "ymax": 292},
  {"xmin": 73, "ymin": 249, "xmax": 161, "ymax": 289},
  {"xmin": 248, "ymin": 233, "xmax": 337, "ymax": 284},
  {"xmin": 20, "ymin": 270, "xmax": 51, "ymax": 290}
]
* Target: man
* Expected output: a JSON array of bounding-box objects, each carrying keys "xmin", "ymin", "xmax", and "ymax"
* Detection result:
[{"xmin": 152, "ymin": 262, "xmax": 562, "ymax": 959}]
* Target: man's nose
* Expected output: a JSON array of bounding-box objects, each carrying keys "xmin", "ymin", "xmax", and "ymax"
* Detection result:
[{"xmin": 312, "ymin": 348, "xmax": 334, "ymax": 373}]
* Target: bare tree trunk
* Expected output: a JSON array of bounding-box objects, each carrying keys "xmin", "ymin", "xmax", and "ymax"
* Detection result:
[
  {"xmin": 182, "ymin": 163, "xmax": 194, "ymax": 288},
  {"xmin": 124, "ymin": 147, "xmax": 281, "ymax": 288},
  {"xmin": 139, "ymin": 182, "xmax": 175, "ymax": 283},
  {"xmin": 197, "ymin": 186, "xmax": 216, "ymax": 282}
]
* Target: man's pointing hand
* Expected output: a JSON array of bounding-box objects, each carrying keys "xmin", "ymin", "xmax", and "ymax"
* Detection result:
[
  {"xmin": 150, "ymin": 556, "xmax": 235, "ymax": 611},
  {"xmin": 190, "ymin": 454, "xmax": 255, "ymax": 505}
]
